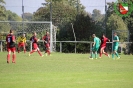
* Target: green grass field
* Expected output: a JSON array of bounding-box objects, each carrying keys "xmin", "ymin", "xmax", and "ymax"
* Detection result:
[{"xmin": 0, "ymin": 52, "xmax": 133, "ymax": 88}]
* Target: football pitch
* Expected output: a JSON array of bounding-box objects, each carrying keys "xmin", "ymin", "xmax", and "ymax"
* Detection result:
[{"xmin": 0, "ymin": 52, "xmax": 133, "ymax": 88}]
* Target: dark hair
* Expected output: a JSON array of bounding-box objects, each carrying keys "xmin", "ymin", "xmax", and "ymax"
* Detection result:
[
  {"xmin": 33, "ymin": 31, "xmax": 36, "ymax": 34},
  {"xmin": 102, "ymin": 34, "xmax": 106, "ymax": 37},
  {"xmin": 92, "ymin": 34, "xmax": 96, "ymax": 36},
  {"xmin": 114, "ymin": 32, "xmax": 117, "ymax": 35},
  {"xmin": 10, "ymin": 30, "xmax": 13, "ymax": 33}
]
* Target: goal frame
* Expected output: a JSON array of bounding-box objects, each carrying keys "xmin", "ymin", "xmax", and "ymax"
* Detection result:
[{"xmin": 0, "ymin": 21, "xmax": 53, "ymax": 52}]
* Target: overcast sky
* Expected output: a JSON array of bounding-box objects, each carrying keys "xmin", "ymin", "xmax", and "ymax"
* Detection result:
[{"xmin": 4, "ymin": 0, "xmax": 117, "ymax": 16}]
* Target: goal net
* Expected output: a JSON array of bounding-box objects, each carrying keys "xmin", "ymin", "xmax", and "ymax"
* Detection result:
[{"xmin": 0, "ymin": 21, "xmax": 55, "ymax": 52}]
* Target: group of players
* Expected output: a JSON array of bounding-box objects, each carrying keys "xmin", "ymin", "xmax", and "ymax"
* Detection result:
[
  {"xmin": 6, "ymin": 30, "xmax": 50, "ymax": 63},
  {"xmin": 90, "ymin": 33, "xmax": 120, "ymax": 60},
  {"xmin": 5, "ymin": 29, "xmax": 120, "ymax": 64}
]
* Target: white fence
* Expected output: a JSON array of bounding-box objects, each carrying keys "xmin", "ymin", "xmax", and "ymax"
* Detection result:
[
  {"xmin": 55, "ymin": 41, "xmax": 132, "ymax": 54},
  {"xmin": 0, "ymin": 40, "xmax": 132, "ymax": 54}
]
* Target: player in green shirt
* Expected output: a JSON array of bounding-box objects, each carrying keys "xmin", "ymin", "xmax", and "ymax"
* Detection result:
[
  {"xmin": 90, "ymin": 34, "xmax": 101, "ymax": 59},
  {"xmin": 112, "ymin": 32, "xmax": 120, "ymax": 59}
]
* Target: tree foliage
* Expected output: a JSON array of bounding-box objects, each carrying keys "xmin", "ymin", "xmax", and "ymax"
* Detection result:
[
  {"xmin": 22, "ymin": 12, "xmax": 33, "ymax": 21},
  {"xmin": 106, "ymin": 2, "xmax": 128, "ymax": 41},
  {"xmin": 6, "ymin": 10, "xmax": 22, "ymax": 21},
  {"xmin": 0, "ymin": 0, "xmax": 23, "ymax": 35},
  {"xmin": 32, "ymin": 0, "xmax": 105, "ymax": 53},
  {"xmin": 1, "ymin": 0, "xmax": 131, "ymax": 53},
  {"xmin": 0, "ymin": 0, "xmax": 6, "ymax": 20},
  {"xmin": 92, "ymin": 9, "xmax": 104, "ymax": 22},
  {"xmin": 122, "ymin": 0, "xmax": 133, "ymax": 53},
  {"xmin": 106, "ymin": 13, "xmax": 127, "ymax": 41}
]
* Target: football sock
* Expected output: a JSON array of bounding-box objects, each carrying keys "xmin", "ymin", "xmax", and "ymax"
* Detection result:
[
  {"xmin": 47, "ymin": 50, "xmax": 50, "ymax": 55},
  {"xmin": 95, "ymin": 52, "xmax": 98, "ymax": 58},
  {"xmin": 37, "ymin": 50, "xmax": 42, "ymax": 56},
  {"xmin": 112, "ymin": 53, "xmax": 115, "ymax": 58},
  {"xmin": 45, "ymin": 50, "xmax": 48, "ymax": 53},
  {"xmin": 91, "ymin": 52, "xmax": 94, "ymax": 58},
  {"xmin": 100, "ymin": 52, "xmax": 102, "ymax": 57},
  {"xmin": 24, "ymin": 49, "xmax": 26, "ymax": 53},
  {"xmin": 104, "ymin": 52, "xmax": 108, "ymax": 56},
  {"xmin": 18, "ymin": 50, "xmax": 20, "ymax": 53},
  {"xmin": 30, "ymin": 50, "xmax": 36, "ymax": 54},
  {"xmin": 115, "ymin": 52, "xmax": 119, "ymax": 57},
  {"xmin": 7, "ymin": 54, "xmax": 10, "ymax": 62},
  {"xmin": 12, "ymin": 54, "xmax": 16, "ymax": 63}
]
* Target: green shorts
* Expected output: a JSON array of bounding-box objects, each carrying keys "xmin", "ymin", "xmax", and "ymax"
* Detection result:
[
  {"xmin": 113, "ymin": 45, "xmax": 118, "ymax": 51},
  {"xmin": 92, "ymin": 47, "xmax": 99, "ymax": 52}
]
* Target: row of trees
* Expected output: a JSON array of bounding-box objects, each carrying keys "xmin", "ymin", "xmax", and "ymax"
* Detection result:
[
  {"xmin": 0, "ymin": 0, "xmax": 34, "ymax": 41},
  {"xmin": 0, "ymin": 0, "xmax": 133, "ymax": 53},
  {"xmin": 33, "ymin": 0, "xmax": 131, "ymax": 53},
  {"xmin": 0, "ymin": 0, "xmax": 34, "ymax": 31}
]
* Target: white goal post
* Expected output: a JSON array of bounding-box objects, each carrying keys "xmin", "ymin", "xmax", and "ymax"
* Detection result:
[{"xmin": 0, "ymin": 21, "xmax": 54, "ymax": 52}]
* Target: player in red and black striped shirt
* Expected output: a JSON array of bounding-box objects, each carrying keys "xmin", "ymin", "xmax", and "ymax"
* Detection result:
[
  {"xmin": 6, "ymin": 30, "xmax": 16, "ymax": 63},
  {"xmin": 42, "ymin": 32, "xmax": 50, "ymax": 56},
  {"xmin": 99, "ymin": 34, "xmax": 110, "ymax": 58},
  {"xmin": 29, "ymin": 32, "xmax": 43, "ymax": 57}
]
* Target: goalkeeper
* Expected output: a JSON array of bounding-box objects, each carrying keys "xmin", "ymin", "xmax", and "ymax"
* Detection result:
[{"xmin": 17, "ymin": 33, "xmax": 26, "ymax": 53}]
